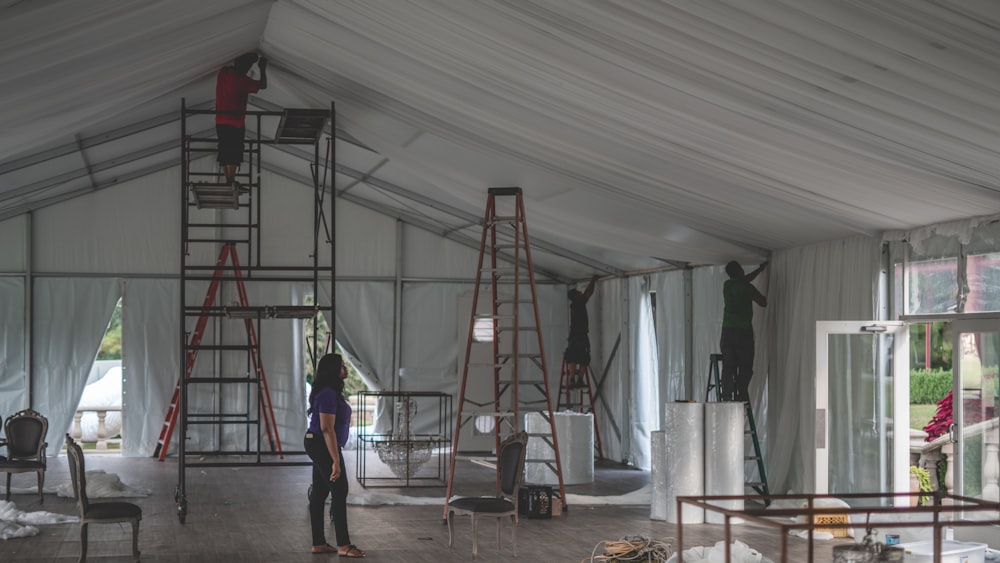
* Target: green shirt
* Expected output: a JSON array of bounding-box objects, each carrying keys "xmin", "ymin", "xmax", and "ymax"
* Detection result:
[{"xmin": 722, "ymin": 278, "xmax": 763, "ymax": 329}]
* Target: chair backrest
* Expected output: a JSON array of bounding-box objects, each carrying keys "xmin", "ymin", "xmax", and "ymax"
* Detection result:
[
  {"xmin": 497, "ymin": 431, "xmax": 528, "ymax": 500},
  {"xmin": 5, "ymin": 409, "xmax": 47, "ymax": 460},
  {"xmin": 65, "ymin": 434, "xmax": 90, "ymax": 516}
]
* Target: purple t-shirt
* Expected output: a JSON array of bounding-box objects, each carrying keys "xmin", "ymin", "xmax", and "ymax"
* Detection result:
[{"xmin": 308, "ymin": 387, "xmax": 351, "ymax": 447}]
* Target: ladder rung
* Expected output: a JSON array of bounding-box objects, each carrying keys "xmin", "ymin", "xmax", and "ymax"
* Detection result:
[
  {"xmin": 458, "ymin": 411, "xmax": 517, "ymax": 418},
  {"xmin": 184, "ymin": 344, "xmax": 258, "ymax": 351},
  {"xmin": 186, "ymin": 377, "xmax": 258, "ymax": 384}
]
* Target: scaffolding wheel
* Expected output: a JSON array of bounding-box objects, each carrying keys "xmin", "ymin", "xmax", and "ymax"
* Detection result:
[{"xmin": 174, "ymin": 486, "xmax": 187, "ymax": 524}]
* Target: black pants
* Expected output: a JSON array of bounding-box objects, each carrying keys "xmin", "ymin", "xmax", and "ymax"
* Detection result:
[
  {"xmin": 720, "ymin": 327, "xmax": 754, "ymax": 402},
  {"xmin": 304, "ymin": 433, "xmax": 350, "ymax": 547},
  {"xmin": 216, "ymin": 124, "xmax": 245, "ymax": 166}
]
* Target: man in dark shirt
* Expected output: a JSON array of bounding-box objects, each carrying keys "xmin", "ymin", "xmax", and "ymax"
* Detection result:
[
  {"xmin": 216, "ymin": 52, "xmax": 267, "ymax": 188},
  {"xmin": 564, "ymin": 275, "xmax": 599, "ymax": 388},
  {"xmin": 720, "ymin": 261, "xmax": 768, "ymax": 402}
]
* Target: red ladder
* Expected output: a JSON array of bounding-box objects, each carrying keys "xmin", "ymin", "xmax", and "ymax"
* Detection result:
[
  {"xmin": 153, "ymin": 243, "xmax": 281, "ymax": 461},
  {"xmin": 443, "ymin": 187, "xmax": 567, "ymax": 519}
]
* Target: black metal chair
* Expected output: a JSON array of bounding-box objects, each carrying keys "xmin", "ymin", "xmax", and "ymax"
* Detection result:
[
  {"xmin": 447, "ymin": 431, "xmax": 528, "ymax": 558},
  {"xmin": 66, "ymin": 434, "xmax": 142, "ymax": 562},
  {"xmin": 0, "ymin": 409, "xmax": 48, "ymax": 503}
]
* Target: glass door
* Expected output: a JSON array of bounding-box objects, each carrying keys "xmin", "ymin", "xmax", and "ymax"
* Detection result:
[
  {"xmin": 815, "ymin": 321, "xmax": 909, "ymax": 504},
  {"xmin": 951, "ymin": 318, "xmax": 1000, "ymax": 509}
]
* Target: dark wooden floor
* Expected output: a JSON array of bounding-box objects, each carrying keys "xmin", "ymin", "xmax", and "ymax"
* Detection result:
[{"xmin": 0, "ymin": 450, "xmax": 851, "ymax": 562}]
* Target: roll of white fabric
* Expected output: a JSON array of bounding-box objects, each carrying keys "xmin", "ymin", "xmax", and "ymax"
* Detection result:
[
  {"xmin": 524, "ymin": 412, "xmax": 594, "ymax": 485},
  {"xmin": 664, "ymin": 402, "xmax": 704, "ymax": 523},
  {"xmin": 650, "ymin": 430, "xmax": 667, "ymax": 520},
  {"xmin": 704, "ymin": 402, "xmax": 745, "ymax": 524}
]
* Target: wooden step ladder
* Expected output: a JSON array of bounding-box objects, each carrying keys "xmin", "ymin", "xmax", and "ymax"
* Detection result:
[
  {"xmin": 153, "ymin": 242, "xmax": 281, "ymax": 461},
  {"xmin": 705, "ymin": 353, "xmax": 770, "ymax": 499},
  {"xmin": 556, "ymin": 358, "xmax": 604, "ymax": 459},
  {"xmin": 443, "ymin": 187, "xmax": 567, "ymax": 519}
]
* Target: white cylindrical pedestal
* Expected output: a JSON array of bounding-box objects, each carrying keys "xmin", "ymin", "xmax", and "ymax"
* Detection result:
[
  {"xmin": 704, "ymin": 402, "xmax": 745, "ymax": 524},
  {"xmin": 664, "ymin": 402, "xmax": 705, "ymax": 524},
  {"xmin": 650, "ymin": 430, "xmax": 667, "ymax": 520},
  {"xmin": 525, "ymin": 412, "xmax": 594, "ymax": 485}
]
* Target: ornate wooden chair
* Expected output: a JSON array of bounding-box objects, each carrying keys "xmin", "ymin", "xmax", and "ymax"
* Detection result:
[
  {"xmin": 66, "ymin": 434, "xmax": 142, "ymax": 562},
  {"xmin": 447, "ymin": 431, "xmax": 528, "ymax": 558},
  {"xmin": 0, "ymin": 409, "xmax": 48, "ymax": 503}
]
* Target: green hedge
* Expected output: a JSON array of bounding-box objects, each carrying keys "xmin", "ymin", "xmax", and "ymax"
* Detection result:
[{"xmin": 910, "ymin": 369, "xmax": 952, "ymax": 404}]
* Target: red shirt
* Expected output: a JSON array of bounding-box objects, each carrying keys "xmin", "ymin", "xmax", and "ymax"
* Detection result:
[{"xmin": 215, "ymin": 67, "xmax": 261, "ymax": 127}]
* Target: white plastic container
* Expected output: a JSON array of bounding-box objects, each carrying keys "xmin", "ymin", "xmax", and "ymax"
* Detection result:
[{"xmin": 898, "ymin": 540, "xmax": 987, "ymax": 563}]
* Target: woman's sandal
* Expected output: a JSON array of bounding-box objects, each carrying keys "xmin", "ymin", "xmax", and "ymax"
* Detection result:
[
  {"xmin": 338, "ymin": 544, "xmax": 366, "ymax": 558},
  {"xmin": 312, "ymin": 543, "xmax": 338, "ymax": 554}
]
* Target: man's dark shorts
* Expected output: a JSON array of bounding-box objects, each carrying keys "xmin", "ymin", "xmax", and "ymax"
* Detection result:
[
  {"xmin": 563, "ymin": 333, "xmax": 591, "ymax": 366},
  {"xmin": 216, "ymin": 124, "xmax": 245, "ymax": 166}
]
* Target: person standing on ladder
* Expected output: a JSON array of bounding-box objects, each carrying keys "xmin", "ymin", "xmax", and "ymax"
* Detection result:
[
  {"xmin": 720, "ymin": 261, "xmax": 768, "ymax": 402},
  {"xmin": 215, "ymin": 52, "xmax": 267, "ymax": 189},
  {"xmin": 565, "ymin": 274, "xmax": 599, "ymax": 388}
]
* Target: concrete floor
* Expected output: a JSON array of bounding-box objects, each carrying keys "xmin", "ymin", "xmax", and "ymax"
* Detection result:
[{"xmin": 0, "ymin": 449, "xmax": 851, "ymax": 562}]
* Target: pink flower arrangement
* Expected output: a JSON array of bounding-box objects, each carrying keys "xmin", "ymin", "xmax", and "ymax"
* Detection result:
[{"xmin": 923, "ymin": 390, "xmax": 953, "ymax": 441}]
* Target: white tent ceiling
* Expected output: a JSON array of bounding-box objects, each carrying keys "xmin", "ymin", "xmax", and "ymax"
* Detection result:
[{"xmin": 2, "ymin": 0, "xmax": 1000, "ymax": 279}]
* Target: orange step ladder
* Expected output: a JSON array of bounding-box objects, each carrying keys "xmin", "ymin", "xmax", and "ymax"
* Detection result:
[
  {"xmin": 443, "ymin": 187, "xmax": 567, "ymax": 520},
  {"xmin": 153, "ymin": 242, "xmax": 281, "ymax": 461}
]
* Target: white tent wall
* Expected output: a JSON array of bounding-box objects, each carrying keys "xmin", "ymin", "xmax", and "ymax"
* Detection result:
[
  {"xmin": 121, "ymin": 278, "xmax": 179, "ymax": 457},
  {"xmin": 401, "ymin": 224, "xmax": 488, "ymax": 280},
  {"xmin": 0, "ymin": 215, "xmax": 26, "ymax": 271},
  {"xmin": 32, "ymin": 168, "xmax": 179, "ymax": 274},
  {"xmin": 650, "ymin": 269, "xmax": 687, "ymax": 404},
  {"xmin": 592, "ymin": 278, "xmax": 627, "ymax": 464},
  {"xmin": 766, "ymin": 235, "xmax": 881, "ymax": 494},
  {"xmin": 628, "ymin": 275, "xmax": 659, "ymax": 470},
  {"xmin": 32, "ymin": 277, "xmax": 121, "ymax": 455},
  {"xmin": 0, "ymin": 277, "xmax": 27, "ymax": 415}
]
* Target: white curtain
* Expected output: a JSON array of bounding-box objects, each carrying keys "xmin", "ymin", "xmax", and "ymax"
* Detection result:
[
  {"xmin": 592, "ymin": 278, "xmax": 626, "ymax": 463},
  {"xmin": 650, "ymin": 269, "xmax": 686, "ymax": 403},
  {"xmin": 628, "ymin": 276, "xmax": 659, "ymax": 469},
  {"xmin": 0, "ymin": 277, "xmax": 27, "ymax": 415},
  {"xmin": 121, "ymin": 279, "xmax": 179, "ymax": 457},
  {"xmin": 32, "ymin": 277, "xmax": 120, "ymax": 455},
  {"xmin": 692, "ymin": 266, "xmax": 727, "ymax": 402},
  {"xmin": 324, "ymin": 280, "xmax": 395, "ymax": 392},
  {"xmin": 767, "ymin": 235, "xmax": 880, "ymax": 493}
]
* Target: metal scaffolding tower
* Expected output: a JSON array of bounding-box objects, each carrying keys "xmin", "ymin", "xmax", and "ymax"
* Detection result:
[{"xmin": 171, "ymin": 99, "xmax": 335, "ymax": 523}]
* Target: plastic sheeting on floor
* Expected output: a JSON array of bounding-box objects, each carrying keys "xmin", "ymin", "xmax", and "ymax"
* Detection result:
[
  {"xmin": 666, "ymin": 540, "xmax": 776, "ymax": 563},
  {"xmin": 0, "ymin": 501, "xmax": 78, "ymax": 541}
]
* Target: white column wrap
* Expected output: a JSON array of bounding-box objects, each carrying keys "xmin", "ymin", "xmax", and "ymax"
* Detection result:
[
  {"xmin": 664, "ymin": 402, "xmax": 704, "ymax": 523},
  {"xmin": 704, "ymin": 402, "xmax": 745, "ymax": 524},
  {"xmin": 525, "ymin": 412, "xmax": 594, "ymax": 485},
  {"xmin": 650, "ymin": 430, "xmax": 667, "ymax": 520}
]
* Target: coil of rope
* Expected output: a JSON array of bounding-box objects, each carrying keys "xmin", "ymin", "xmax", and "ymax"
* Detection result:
[{"xmin": 582, "ymin": 535, "xmax": 674, "ymax": 563}]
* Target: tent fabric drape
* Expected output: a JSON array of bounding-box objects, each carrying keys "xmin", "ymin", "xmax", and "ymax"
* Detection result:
[
  {"xmin": 767, "ymin": 235, "xmax": 880, "ymax": 494},
  {"xmin": 650, "ymin": 269, "xmax": 687, "ymax": 403},
  {"xmin": 32, "ymin": 277, "xmax": 121, "ymax": 456},
  {"xmin": 628, "ymin": 276, "xmax": 659, "ymax": 470},
  {"xmin": 121, "ymin": 279, "xmax": 179, "ymax": 457},
  {"xmin": 592, "ymin": 278, "xmax": 626, "ymax": 464},
  {"xmin": 0, "ymin": 277, "xmax": 27, "ymax": 415}
]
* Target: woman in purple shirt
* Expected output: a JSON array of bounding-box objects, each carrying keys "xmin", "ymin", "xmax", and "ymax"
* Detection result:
[{"xmin": 305, "ymin": 353, "xmax": 365, "ymax": 557}]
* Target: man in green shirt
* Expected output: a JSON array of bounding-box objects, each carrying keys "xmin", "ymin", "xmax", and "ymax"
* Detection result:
[{"xmin": 721, "ymin": 261, "xmax": 768, "ymax": 402}]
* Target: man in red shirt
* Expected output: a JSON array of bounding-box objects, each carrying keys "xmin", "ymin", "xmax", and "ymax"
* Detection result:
[{"xmin": 216, "ymin": 52, "xmax": 267, "ymax": 188}]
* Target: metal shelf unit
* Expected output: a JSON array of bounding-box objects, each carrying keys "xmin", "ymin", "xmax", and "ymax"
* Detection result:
[{"xmin": 355, "ymin": 391, "xmax": 452, "ymax": 488}]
